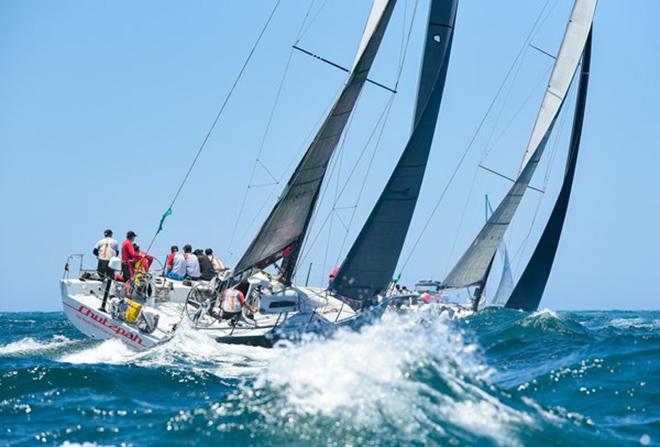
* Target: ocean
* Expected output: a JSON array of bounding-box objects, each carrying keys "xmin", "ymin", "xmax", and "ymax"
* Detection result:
[{"xmin": 0, "ymin": 307, "xmax": 657, "ymax": 446}]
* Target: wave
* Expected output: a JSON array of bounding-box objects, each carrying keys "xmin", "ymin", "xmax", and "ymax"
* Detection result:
[
  {"xmin": 0, "ymin": 335, "xmax": 77, "ymax": 356},
  {"xmin": 56, "ymin": 321, "xmax": 275, "ymax": 379},
  {"xmin": 163, "ymin": 307, "xmax": 595, "ymax": 446}
]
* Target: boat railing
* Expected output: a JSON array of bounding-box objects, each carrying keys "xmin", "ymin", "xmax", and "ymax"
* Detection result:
[{"xmin": 62, "ymin": 254, "xmax": 96, "ymax": 279}]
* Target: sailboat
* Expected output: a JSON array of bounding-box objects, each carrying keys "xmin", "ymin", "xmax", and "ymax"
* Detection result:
[
  {"xmin": 423, "ymin": 0, "xmax": 596, "ymax": 313},
  {"xmin": 60, "ymin": 0, "xmax": 459, "ymax": 349}
]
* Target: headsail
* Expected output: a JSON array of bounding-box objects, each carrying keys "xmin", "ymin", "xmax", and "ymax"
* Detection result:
[
  {"xmin": 441, "ymin": 0, "xmax": 596, "ymax": 292},
  {"xmin": 330, "ymin": 0, "xmax": 459, "ymax": 304},
  {"xmin": 505, "ymin": 30, "xmax": 592, "ymax": 312},
  {"xmin": 233, "ymin": 0, "xmax": 397, "ymax": 282},
  {"xmin": 484, "ymin": 196, "xmax": 514, "ymax": 307}
]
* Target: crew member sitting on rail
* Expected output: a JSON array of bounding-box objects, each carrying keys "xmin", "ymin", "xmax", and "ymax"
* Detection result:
[
  {"xmin": 167, "ymin": 249, "xmax": 187, "ymax": 281},
  {"xmin": 120, "ymin": 231, "xmax": 138, "ymax": 281},
  {"xmin": 220, "ymin": 286, "xmax": 257, "ymax": 324},
  {"xmin": 328, "ymin": 266, "xmax": 340, "ymax": 285},
  {"xmin": 206, "ymin": 248, "xmax": 226, "ymax": 272},
  {"xmin": 196, "ymin": 249, "xmax": 215, "ymax": 281},
  {"xmin": 133, "ymin": 244, "xmax": 154, "ymax": 274},
  {"xmin": 93, "ymin": 229, "xmax": 118, "ymax": 279},
  {"xmin": 164, "ymin": 245, "xmax": 178, "ymax": 275},
  {"xmin": 183, "ymin": 244, "xmax": 201, "ymax": 280}
]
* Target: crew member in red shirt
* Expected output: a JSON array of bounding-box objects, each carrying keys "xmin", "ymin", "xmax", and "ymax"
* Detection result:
[
  {"xmin": 121, "ymin": 231, "xmax": 138, "ymax": 281},
  {"xmin": 165, "ymin": 245, "xmax": 178, "ymax": 275},
  {"xmin": 133, "ymin": 244, "xmax": 154, "ymax": 274}
]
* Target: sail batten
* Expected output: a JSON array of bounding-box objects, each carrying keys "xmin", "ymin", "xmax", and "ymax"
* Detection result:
[
  {"xmin": 233, "ymin": 0, "xmax": 397, "ymax": 280},
  {"xmin": 505, "ymin": 29, "xmax": 592, "ymax": 312},
  {"xmin": 330, "ymin": 0, "xmax": 459, "ymax": 304},
  {"xmin": 442, "ymin": 0, "xmax": 596, "ymax": 291}
]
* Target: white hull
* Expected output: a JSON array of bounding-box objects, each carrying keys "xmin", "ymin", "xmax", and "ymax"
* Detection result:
[
  {"xmin": 60, "ymin": 279, "xmax": 182, "ymax": 350},
  {"xmin": 61, "ymin": 275, "xmax": 358, "ymax": 350}
]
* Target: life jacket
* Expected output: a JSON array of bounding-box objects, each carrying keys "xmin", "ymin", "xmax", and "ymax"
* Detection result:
[{"xmin": 222, "ymin": 289, "xmax": 243, "ymax": 313}]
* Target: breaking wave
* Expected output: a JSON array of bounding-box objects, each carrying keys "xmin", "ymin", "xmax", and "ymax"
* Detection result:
[{"xmin": 1, "ymin": 309, "xmax": 657, "ymax": 446}]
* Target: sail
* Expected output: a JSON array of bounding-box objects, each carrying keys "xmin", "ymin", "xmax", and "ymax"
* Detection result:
[
  {"xmin": 442, "ymin": 0, "xmax": 596, "ymax": 290},
  {"xmin": 483, "ymin": 196, "xmax": 514, "ymax": 307},
  {"xmin": 491, "ymin": 245, "xmax": 514, "ymax": 306},
  {"xmin": 233, "ymin": 0, "xmax": 397, "ymax": 280},
  {"xmin": 330, "ymin": 0, "xmax": 459, "ymax": 304},
  {"xmin": 505, "ymin": 30, "xmax": 592, "ymax": 312}
]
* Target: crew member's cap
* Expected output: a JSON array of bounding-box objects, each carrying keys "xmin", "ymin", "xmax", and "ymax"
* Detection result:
[
  {"xmin": 127, "ymin": 231, "xmax": 137, "ymax": 238},
  {"xmin": 104, "ymin": 229, "xmax": 113, "ymax": 237}
]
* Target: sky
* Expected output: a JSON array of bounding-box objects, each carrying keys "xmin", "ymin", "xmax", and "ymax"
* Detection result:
[{"xmin": 1, "ymin": 0, "xmax": 658, "ymax": 312}]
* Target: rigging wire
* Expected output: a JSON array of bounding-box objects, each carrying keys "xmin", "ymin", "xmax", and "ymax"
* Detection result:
[
  {"xmin": 397, "ymin": 0, "xmax": 556, "ymax": 275},
  {"xmin": 146, "ymin": 0, "xmax": 282, "ymax": 253},
  {"xmin": 510, "ymin": 79, "xmax": 575, "ymax": 271},
  {"xmin": 227, "ymin": 0, "xmax": 320, "ymax": 259},
  {"xmin": 295, "ymin": 0, "xmax": 421, "ymax": 276}
]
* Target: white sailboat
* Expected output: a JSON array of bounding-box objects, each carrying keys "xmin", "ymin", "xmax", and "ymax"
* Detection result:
[
  {"xmin": 60, "ymin": 0, "xmax": 459, "ymax": 349},
  {"xmin": 403, "ymin": 0, "xmax": 597, "ymax": 313}
]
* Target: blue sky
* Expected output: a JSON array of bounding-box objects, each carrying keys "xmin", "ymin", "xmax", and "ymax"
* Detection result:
[{"xmin": 1, "ymin": 0, "xmax": 658, "ymax": 312}]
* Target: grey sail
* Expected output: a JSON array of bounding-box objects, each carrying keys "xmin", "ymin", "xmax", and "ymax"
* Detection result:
[
  {"xmin": 330, "ymin": 0, "xmax": 458, "ymax": 304},
  {"xmin": 483, "ymin": 196, "xmax": 514, "ymax": 307},
  {"xmin": 442, "ymin": 0, "xmax": 596, "ymax": 293},
  {"xmin": 233, "ymin": 0, "xmax": 397, "ymax": 281},
  {"xmin": 505, "ymin": 30, "xmax": 592, "ymax": 312}
]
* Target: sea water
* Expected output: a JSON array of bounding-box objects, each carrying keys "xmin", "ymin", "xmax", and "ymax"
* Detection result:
[{"xmin": 0, "ymin": 307, "xmax": 657, "ymax": 446}]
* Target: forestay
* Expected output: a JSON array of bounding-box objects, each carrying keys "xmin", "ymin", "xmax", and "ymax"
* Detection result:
[
  {"xmin": 233, "ymin": 0, "xmax": 397, "ymax": 281},
  {"xmin": 505, "ymin": 30, "xmax": 592, "ymax": 312},
  {"xmin": 330, "ymin": 0, "xmax": 459, "ymax": 304},
  {"xmin": 442, "ymin": 0, "xmax": 596, "ymax": 290}
]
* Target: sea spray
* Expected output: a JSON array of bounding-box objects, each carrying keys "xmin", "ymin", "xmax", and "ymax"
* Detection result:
[{"xmin": 0, "ymin": 309, "xmax": 657, "ymax": 446}]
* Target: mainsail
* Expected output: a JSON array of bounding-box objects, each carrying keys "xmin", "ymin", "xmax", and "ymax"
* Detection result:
[
  {"xmin": 233, "ymin": 0, "xmax": 397, "ymax": 282},
  {"xmin": 330, "ymin": 0, "xmax": 459, "ymax": 303},
  {"xmin": 442, "ymin": 0, "xmax": 596, "ymax": 293},
  {"xmin": 505, "ymin": 30, "xmax": 592, "ymax": 312}
]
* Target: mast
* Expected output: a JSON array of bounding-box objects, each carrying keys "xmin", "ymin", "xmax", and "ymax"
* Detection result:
[
  {"xmin": 441, "ymin": 0, "xmax": 597, "ymax": 299},
  {"xmin": 233, "ymin": 0, "xmax": 397, "ymax": 283},
  {"xmin": 330, "ymin": 0, "xmax": 459, "ymax": 306},
  {"xmin": 505, "ymin": 29, "xmax": 592, "ymax": 312}
]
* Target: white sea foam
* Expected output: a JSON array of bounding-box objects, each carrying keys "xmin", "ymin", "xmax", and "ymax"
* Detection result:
[
  {"xmin": 244, "ymin": 306, "xmax": 533, "ymax": 445},
  {"xmin": 56, "ymin": 321, "xmax": 275, "ymax": 378},
  {"xmin": 0, "ymin": 335, "xmax": 76, "ymax": 356},
  {"xmin": 609, "ymin": 317, "xmax": 659, "ymax": 329},
  {"xmin": 529, "ymin": 308, "xmax": 561, "ymax": 320}
]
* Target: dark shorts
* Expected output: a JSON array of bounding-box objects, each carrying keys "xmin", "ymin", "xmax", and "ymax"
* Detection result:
[
  {"xmin": 222, "ymin": 311, "xmax": 241, "ymax": 321},
  {"xmin": 97, "ymin": 259, "xmax": 111, "ymax": 279}
]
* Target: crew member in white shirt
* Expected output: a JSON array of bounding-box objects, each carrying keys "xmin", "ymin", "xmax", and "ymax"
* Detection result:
[
  {"xmin": 182, "ymin": 244, "xmax": 201, "ymax": 280},
  {"xmin": 93, "ymin": 229, "xmax": 119, "ymax": 279}
]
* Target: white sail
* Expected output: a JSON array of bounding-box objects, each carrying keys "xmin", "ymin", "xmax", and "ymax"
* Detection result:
[
  {"xmin": 520, "ymin": 0, "xmax": 597, "ymax": 170},
  {"xmin": 352, "ymin": 0, "xmax": 391, "ymax": 71},
  {"xmin": 442, "ymin": 0, "xmax": 596, "ymax": 289}
]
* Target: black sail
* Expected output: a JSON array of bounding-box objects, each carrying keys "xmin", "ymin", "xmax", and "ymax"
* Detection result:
[
  {"xmin": 233, "ymin": 1, "xmax": 397, "ymax": 282},
  {"xmin": 330, "ymin": 0, "xmax": 459, "ymax": 304},
  {"xmin": 505, "ymin": 30, "xmax": 592, "ymax": 312}
]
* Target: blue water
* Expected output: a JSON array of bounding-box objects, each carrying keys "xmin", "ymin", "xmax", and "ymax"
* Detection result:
[{"xmin": 1, "ymin": 308, "xmax": 658, "ymax": 446}]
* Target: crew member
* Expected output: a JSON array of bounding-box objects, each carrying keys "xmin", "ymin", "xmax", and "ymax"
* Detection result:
[
  {"xmin": 220, "ymin": 286, "xmax": 257, "ymax": 324},
  {"xmin": 206, "ymin": 248, "xmax": 226, "ymax": 272},
  {"xmin": 93, "ymin": 229, "xmax": 118, "ymax": 279},
  {"xmin": 196, "ymin": 249, "xmax": 215, "ymax": 281},
  {"xmin": 182, "ymin": 244, "xmax": 200, "ymax": 280},
  {"xmin": 134, "ymin": 244, "xmax": 154, "ymax": 274},
  {"xmin": 167, "ymin": 249, "xmax": 187, "ymax": 281},
  {"xmin": 328, "ymin": 266, "xmax": 340, "ymax": 285},
  {"xmin": 121, "ymin": 231, "xmax": 138, "ymax": 281},
  {"xmin": 165, "ymin": 245, "xmax": 178, "ymax": 274}
]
